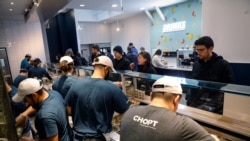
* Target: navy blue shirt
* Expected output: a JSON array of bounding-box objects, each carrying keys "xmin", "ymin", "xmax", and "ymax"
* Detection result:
[
  {"xmin": 35, "ymin": 90, "xmax": 70, "ymax": 141},
  {"xmin": 8, "ymin": 86, "xmax": 31, "ymax": 134},
  {"xmin": 52, "ymin": 75, "xmax": 77, "ymax": 99},
  {"xmin": 65, "ymin": 78, "xmax": 130, "ymax": 138},
  {"xmin": 13, "ymin": 75, "xmax": 27, "ymax": 88},
  {"xmin": 29, "ymin": 66, "xmax": 52, "ymax": 80},
  {"xmin": 126, "ymin": 52, "xmax": 138, "ymax": 71}
]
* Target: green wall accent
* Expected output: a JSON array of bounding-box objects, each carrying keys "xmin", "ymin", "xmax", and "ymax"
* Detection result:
[{"xmin": 150, "ymin": 0, "xmax": 202, "ymax": 53}]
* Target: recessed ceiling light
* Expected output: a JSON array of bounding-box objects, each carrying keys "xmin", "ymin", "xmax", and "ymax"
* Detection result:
[
  {"xmin": 9, "ymin": 9, "xmax": 13, "ymax": 11},
  {"xmin": 80, "ymin": 4, "xmax": 85, "ymax": 7},
  {"xmin": 140, "ymin": 7, "xmax": 145, "ymax": 10},
  {"xmin": 11, "ymin": 2, "xmax": 14, "ymax": 5},
  {"xmin": 111, "ymin": 4, "xmax": 118, "ymax": 8}
]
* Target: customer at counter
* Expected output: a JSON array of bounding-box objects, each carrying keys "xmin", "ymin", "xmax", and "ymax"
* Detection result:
[
  {"xmin": 90, "ymin": 44, "xmax": 105, "ymax": 64},
  {"xmin": 52, "ymin": 56, "xmax": 77, "ymax": 99},
  {"xmin": 113, "ymin": 45, "xmax": 131, "ymax": 70},
  {"xmin": 137, "ymin": 51, "xmax": 156, "ymax": 96},
  {"xmin": 152, "ymin": 49, "xmax": 168, "ymax": 68},
  {"xmin": 126, "ymin": 47, "xmax": 138, "ymax": 71},
  {"xmin": 192, "ymin": 36, "xmax": 234, "ymax": 82},
  {"xmin": 120, "ymin": 76, "xmax": 218, "ymax": 141},
  {"xmin": 187, "ymin": 36, "xmax": 235, "ymax": 113},
  {"xmin": 65, "ymin": 56, "xmax": 130, "ymax": 141},
  {"xmin": 137, "ymin": 51, "xmax": 156, "ymax": 74},
  {"xmin": 128, "ymin": 42, "xmax": 138, "ymax": 55}
]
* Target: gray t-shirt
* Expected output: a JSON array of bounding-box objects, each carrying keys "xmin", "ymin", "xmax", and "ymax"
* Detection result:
[{"xmin": 120, "ymin": 105, "xmax": 214, "ymax": 141}]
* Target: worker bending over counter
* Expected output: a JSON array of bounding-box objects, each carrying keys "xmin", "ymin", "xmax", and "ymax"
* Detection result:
[{"xmin": 120, "ymin": 76, "xmax": 219, "ymax": 141}]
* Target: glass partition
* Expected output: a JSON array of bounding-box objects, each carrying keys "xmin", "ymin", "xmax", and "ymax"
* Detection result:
[{"xmin": 78, "ymin": 66, "xmax": 250, "ymax": 115}]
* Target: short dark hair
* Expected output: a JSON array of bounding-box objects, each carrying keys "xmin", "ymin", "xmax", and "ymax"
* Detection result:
[
  {"xmin": 92, "ymin": 44, "xmax": 100, "ymax": 51},
  {"xmin": 194, "ymin": 36, "xmax": 214, "ymax": 48}
]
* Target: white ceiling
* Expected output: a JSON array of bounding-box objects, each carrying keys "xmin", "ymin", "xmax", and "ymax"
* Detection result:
[
  {"xmin": 0, "ymin": 0, "xmax": 33, "ymax": 20},
  {"xmin": 0, "ymin": 0, "xmax": 187, "ymax": 22},
  {"xmin": 64, "ymin": 0, "xmax": 187, "ymax": 23}
]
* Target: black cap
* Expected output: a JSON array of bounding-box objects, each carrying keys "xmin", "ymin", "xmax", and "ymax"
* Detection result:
[{"xmin": 113, "ymin": 45, "xmax": 123, "ymax": 55}]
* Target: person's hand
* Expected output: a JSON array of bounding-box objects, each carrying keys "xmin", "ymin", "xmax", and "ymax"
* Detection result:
[
  {"xmin": 113, "ymin": 81, "xmax": 122, "ymax": 88},
  {"xmin": 129, "ymin": 63, "xmax": 135, "ymax": 70},
  {"xmin": 15, "ymin": 114, "xmax": 27, "ymax": 128}
]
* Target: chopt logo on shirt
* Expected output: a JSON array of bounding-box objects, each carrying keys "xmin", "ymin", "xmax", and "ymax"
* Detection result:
[{"xmin": 133, "ymin": 115, "xmax": 159, "ymax": 129}]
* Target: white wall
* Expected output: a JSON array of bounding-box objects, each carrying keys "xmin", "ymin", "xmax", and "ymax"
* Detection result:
[
  {"xmin": 77, "ymin": 22, "xmax": 111, "ymax": 44},
  {"xmin": 110, "ymin": 13, "xmax": 151, "ymax": 54},
  {"xmin": 202, "ymin": 0, "xmax": 250, "ymax": 63},
  {"xmin": 0, "ymin": 19, "xmax": 46, "ymax": 79}
]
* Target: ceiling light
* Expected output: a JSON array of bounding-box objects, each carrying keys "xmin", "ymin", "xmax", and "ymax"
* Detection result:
[
  {"xmin": 80, "ymin": 4, "xmax": 85, "ymax": 7},
  {"xmin": 11, "ymin": 2, "xmax": 14, "ymax": 5},
  {"xmin": 116, "ymin": 19, "xmax": 120, "ymax": 31},
  {"xmin": 140, "ymin": 7, "xmax": 145, "ymax": 10},
  {"xmin": 112, "ymin": 4, "xmax": 118, "ymax": 8},
  {"xmin": 9, "ymin": 9, "xmax": 13, "ymax": 11}
]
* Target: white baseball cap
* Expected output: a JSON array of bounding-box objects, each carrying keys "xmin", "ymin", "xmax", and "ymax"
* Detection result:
[
  {"xmin": 92, "ymin": 56, "xmax": 116, "ymax": 73},
  {"xmin": 60, "ymin": 56, "xmax": 73, "ymax": 63},
  {"xmin": 12, "ymin": 78, "xmax": 43, "ymax": 102},
  {"xmin": 152, "ymin": 76, "xmax": 182, "ymax": 95}
]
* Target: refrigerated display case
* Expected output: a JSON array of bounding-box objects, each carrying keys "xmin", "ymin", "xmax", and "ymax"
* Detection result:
[
  {"xmin": 79, "ymin": 66, "xmax": 250, "ymax": 141},
  {"xmin": 0, "ymin": 65, "xmax": 18, "ymax": 140}
]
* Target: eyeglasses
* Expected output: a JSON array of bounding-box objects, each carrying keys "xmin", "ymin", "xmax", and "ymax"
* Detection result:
[{"xmin": 196, "ymin": 48, "xmax": 207, "ymax": 52}]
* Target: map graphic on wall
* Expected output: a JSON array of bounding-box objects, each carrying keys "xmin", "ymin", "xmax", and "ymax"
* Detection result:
[{"xmin": 150, "ymin": 0, "xmax": 202, "ymax": 53}]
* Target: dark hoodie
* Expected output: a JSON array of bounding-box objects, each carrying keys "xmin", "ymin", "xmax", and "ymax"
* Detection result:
[
  {"xmin": 138, "ymin": 63, "xmax": 156, "ymax": 74},
  {"xmin": 192, "ymin": 52, "xmax": 234, "ymax": 83}
]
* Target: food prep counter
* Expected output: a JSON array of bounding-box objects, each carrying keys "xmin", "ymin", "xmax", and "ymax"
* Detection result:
[{"xmin": 79, "ymin": 66, "xmax": 250, "ymax": 141}]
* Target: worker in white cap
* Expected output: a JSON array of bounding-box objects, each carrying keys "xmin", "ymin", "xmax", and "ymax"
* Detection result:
[{"xmin": 120, "ymin": 76, "xmax": 219, "ymax": 141}]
